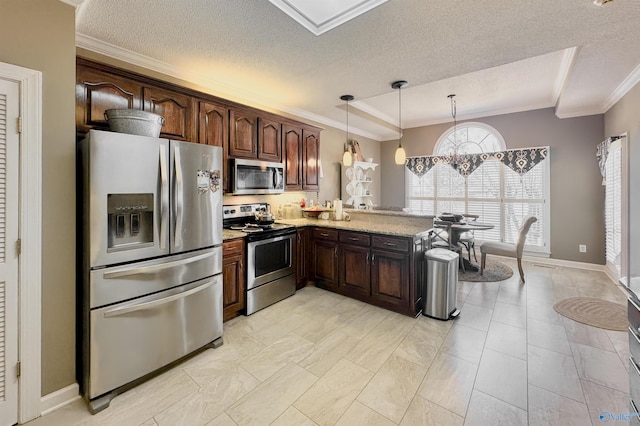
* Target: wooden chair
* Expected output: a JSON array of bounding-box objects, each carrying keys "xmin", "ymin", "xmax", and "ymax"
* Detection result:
[{"xmin": 479, "ymin": 216, "xmax": 537, "ymax": 283}]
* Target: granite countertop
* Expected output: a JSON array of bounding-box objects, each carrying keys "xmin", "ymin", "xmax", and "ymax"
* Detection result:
[
  {"xmin": 344, "ymin": 208, "xmax": 436, "ymax": 219},
  {"xmin": 222, "ymin": 208, "xmax": 434, "ymax": 241},
  {"xmin": 222, "ymin": 229, "xmax": 246, "ymax": 241},
  {"xmin": 276, "ymin": 218, "xmax": 432, "ymax": 239}
]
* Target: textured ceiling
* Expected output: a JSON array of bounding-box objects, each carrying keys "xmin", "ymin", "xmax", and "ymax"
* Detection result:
[{"xmin": 74, "ymin": 0, "xmax": 640, "ymax": 141}]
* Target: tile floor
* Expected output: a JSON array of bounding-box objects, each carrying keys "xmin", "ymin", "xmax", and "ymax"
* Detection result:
[{"xmin": 28, "ymin": 258, "xmax": 631, "ymax": 425}]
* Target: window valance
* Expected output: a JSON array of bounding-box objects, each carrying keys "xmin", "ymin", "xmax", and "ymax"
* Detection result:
[{"xmin": 405, "ymin": 147, "xmax": 548, "ymax": 178}]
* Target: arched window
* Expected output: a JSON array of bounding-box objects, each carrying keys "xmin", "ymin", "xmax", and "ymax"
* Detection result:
[
  {"xmin": 405, "ymin": 122, "xmax": 550, "ymax": 254},
  {"xmin": 434, "ymin": 122, "xmax": 506, "ymax": 155}
]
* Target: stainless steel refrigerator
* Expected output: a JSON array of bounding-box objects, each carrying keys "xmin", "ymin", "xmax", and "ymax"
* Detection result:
[{"xmin": 78, "ymin": 130, "xmax": 223, "ymax": 413}]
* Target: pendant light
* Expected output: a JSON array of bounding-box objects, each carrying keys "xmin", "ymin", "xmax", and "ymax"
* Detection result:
[
  {"xmin": 340, "ymin": 94, "xmax": 354, "ymax": 167},
  {"xmin": 392, "ymin": 80, "xmax": 408, "ymax": 165},
  {"xmin": 448, "ymin": 93, "xmax": 462, "ymax": 169}
]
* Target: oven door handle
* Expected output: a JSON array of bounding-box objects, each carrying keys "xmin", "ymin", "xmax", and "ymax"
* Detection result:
[
  {"xmin": 103, "ymin": 280, "xmax": 214, "ymax": 318},
  {"xmin": 102, "ymin": 252, "xmax": 215, "ymax": 279}
]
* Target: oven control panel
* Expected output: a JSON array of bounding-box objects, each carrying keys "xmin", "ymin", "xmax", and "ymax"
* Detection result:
[{"xmin": 223, "ymin": 203, "xmax": 268, "ymax": 220}]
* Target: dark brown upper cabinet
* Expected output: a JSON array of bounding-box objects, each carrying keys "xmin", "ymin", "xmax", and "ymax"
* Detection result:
[
  {"xmin": 198, "ymin": 101, "xmax": 228, "ymax": 147},
  {"xmin": 142, "ymin": 86, "xmax": 196, "ymax": 141},
  {"xmin": 283, "ymin": 124, "xmax": 320, "ymax": 191},
  {"xmin": 302, "ymin": 127, "xmax": 320, "ymax": 191},
  {"xmin": 76, "ymin": 66, "xmax": 142, "ymax": 135},
  {"xmin": 283, "ymin": 124, "xmax": 303, "ymax": 190},
  {"xmin": 257, "ymin": 117, "xmax": 282, "ymax": 162},
  {"xmin": 229, "ymin": 108, "xmax": 258, "ymax": 158}
]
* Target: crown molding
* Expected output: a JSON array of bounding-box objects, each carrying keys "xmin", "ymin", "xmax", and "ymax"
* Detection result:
[
  {"xmin": 76, "ymin": 33, "xmax": 384, "ymax": 141},
  {"xmin": 553, "ymin": 46, "xmax": 579, "ymax": 106},
  {"xmin": 268, "ymin": 0, "xmax": 389, "ymax": 36},
  {"xmin": 555, "ymin": 106, "xmax": 604, "ymax": 119},
  {"xmin": 601, "ymin": 63, "xmax": 640, "ymax": 113},
  {"xmin": 59, "ymin": 0, "xmax": 85, "ymax": 7}
]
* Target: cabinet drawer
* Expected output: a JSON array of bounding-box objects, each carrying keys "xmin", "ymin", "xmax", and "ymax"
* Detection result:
[
  {"xmin": 630, "ymin": 298, "xmax": 640, "ymax": 333},
  {"xmin": 631, "ymin": 327, "xmax": 640, "ymax": 366},
  {"xmin": 631, "ymin": 357, "xmax": 640, "ymax": 409},
  {"xmin": 313, "ymin": 228, "xmax": 338, "ymax": 241},
  {"xmin": 372, "ymin": 235, "xmax": 409, "ymax": 252},
  {"xmin": 223, "ymin": 239, "xmax": 244, "ymax": 257},
  {"xmin": 339, "ymin": 231, "xmax": 370, "ymax": 247}
]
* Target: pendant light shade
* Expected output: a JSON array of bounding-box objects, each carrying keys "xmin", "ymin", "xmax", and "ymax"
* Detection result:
[
  {"xmin": 392, "ymin": 80, "xmax": 408, "ymax": 165},
  {"xmin": 342, "ymin": 148, "xmax": 352, "ymax": 167},
  {"xmin": 394, "ymin": 145, "xmax": 406, "ymax": 164},
  {"xmin": 340, "ymin": 94, "xmax": 354, "ymax": 167}
]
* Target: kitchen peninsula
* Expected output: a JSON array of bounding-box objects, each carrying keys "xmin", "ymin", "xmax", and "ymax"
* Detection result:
[{"xmin": 224, "ymin": 209, "xmax": 434, "ymax": 319}]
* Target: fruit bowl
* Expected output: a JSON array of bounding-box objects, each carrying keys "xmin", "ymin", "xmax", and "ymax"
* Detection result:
[{"xmin": 303, "ymin": 208, "xmax": 330, "ymax": 218}]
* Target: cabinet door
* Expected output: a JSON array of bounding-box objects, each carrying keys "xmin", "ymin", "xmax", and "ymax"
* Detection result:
[
  {"xmin": 229, "ymin": 108, "xmax": 258, "ymax": 158},
  {"xmin": 76, "ymin": 65, "xmax": 142, "ymax": 134},
  {"xmin": 313, "ymin": 239, "xmax": 338, "ymax": 291},
  {"xmin": 302, "ymin": 128, "xmax": 320, "ymax": 190},
  {"xmin": 258, "ymin": 117, "xmax": 282, "ymax": 162},
  {"xmin": 339, "ymin": 244, "xmax": 371, "ymax": 299},
  {"xmin": 296, "ymin": 228, "xmax": 309, "ymax": 289},
  {"xmin": 198, "ymin": 101, "xmax": 228, "ymax": 147},
  {"xmin": 143, "ymin": 86, "xmax": 196, "ymax": 141},
  {"xmin": 199, "ymin": 101, "xmax": 230, "ymax": 191},
  {"xmin": 222, "ymin": 239, "xmax": 245, "ymax": 322},
  {"xmin": 283, "ymin": 124, "xmax": 303, "ymax": 190},
  {"xmin": 371, "ymin": 249, "xmax": 410, "ymax": 311}
]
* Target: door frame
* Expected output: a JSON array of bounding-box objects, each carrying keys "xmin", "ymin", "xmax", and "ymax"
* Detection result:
[{"xmin": 0, "ymin": 61, "xmax": 43, "ymax": 423}]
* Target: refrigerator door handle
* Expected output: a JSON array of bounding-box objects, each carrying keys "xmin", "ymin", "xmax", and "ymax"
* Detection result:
[
  {"xmin": 174, "ymin": 144, "xmax": 184, "ymax": 248},
  {"xmin": 102, "ymin": 251, "xmax": 216, "ymax": 279},
  {"xmin": 102, "ymin": 280, "xmax": 214, "ymax": 318},
  {"xmin": 159, "ymin": 144, "xmax": 169, "ymax": 250}
]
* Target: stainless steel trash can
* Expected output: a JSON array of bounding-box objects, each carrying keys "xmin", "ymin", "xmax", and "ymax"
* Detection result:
[{"xmin": 424, "ymin": 248, "xmax": 460, "ymax": 320}]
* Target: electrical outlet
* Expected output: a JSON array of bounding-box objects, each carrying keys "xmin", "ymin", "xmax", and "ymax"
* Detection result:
[{"xmin": 579, "ymin": 244, "xmax": 587, "ymax": 253}]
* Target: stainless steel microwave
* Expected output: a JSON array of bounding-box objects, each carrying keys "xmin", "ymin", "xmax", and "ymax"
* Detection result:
[{"xmin": 231, "ymin": 158, "xmax": 285, "ymax": 195}]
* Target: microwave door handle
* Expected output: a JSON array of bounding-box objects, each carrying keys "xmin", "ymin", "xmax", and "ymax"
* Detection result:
[
  {"xmin": 102, "ymin": 280, "xmax": 214, "ymax": 318},
  {"xmin": 173, "ymin": 144, "xmax": 183, "ymax": 248},
  {"xmin": 273, "ymin": 168, "xmax": 282, "ymax": 189},
  {"xmin": 159, "ymin": 144, "xmax": 169, "ymax": 250}
]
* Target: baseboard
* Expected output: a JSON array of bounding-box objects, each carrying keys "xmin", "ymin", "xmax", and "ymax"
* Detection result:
[
  {"xmin": 491, "ymin": 254, "xmax": 617, "ymax": 284},
  {"xmin": 40, "ymin": 383, "xmax": 80, "ymax": 416}
]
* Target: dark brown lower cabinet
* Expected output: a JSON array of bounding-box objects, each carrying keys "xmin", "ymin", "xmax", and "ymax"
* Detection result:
[
  {"xmin": 222, "ymin": 238, "xmax": 245, "ymax": 322},
  {"xmin": 296, "ymin": 228, "xmax": 309, "ymax": 289},
  {"xmin": 311, "ymin": 227, "xmax": 418, "ymax": 316},
  {"xmin": 371, "ymin": 249, "xmax": 410, "ymax": 312},
  {"xmin": 312, "ymin": 228, "xmax": 339, "ymax": 291}
]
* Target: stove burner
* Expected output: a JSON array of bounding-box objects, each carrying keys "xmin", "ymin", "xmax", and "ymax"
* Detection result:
[{"xmin": 229, "ymin": 223, "xmax": 267, "ymax": 233}]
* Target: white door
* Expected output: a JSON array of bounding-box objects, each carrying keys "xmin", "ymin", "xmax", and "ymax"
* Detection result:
[{"xmin": 0, "ymin": 78, "xmax": 19, "ymax": 426}]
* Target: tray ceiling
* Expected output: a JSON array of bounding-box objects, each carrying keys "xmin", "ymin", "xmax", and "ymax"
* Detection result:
[{"xmin": 74, "ymin": 0, "xmax": 640, "ymax": 141}]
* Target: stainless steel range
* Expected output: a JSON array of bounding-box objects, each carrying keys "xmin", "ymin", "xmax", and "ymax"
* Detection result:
[{"xmin": 223, "ymin": 203, "xmax": 296, "ymax": 315}]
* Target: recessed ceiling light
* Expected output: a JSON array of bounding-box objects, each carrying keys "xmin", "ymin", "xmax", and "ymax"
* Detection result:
[{"xmin": 593, "ymin": 0, "xmax": 614, "ymax": 6}]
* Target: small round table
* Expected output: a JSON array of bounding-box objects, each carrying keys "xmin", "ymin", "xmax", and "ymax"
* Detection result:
[{"xmin": 433, "ymin": 221, "xmax": 495, "ymax": 271}]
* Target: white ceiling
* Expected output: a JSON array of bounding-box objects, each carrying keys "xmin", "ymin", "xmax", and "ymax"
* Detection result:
[{"xmin": 73, "ymin": 0, "xmax": 640, "ymax": 141}]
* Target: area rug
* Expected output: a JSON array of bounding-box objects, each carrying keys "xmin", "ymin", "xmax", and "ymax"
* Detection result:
[
  {"xmin": 458, "ymin": 260, "xmax": 513, "ymax": 282},
  {"xmin": 553, "ymin": 297, "xmax": 627, "ymax": 331}
]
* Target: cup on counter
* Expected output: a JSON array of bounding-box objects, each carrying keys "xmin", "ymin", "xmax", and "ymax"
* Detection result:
[{"xmin": 342, "ymin": 213, "xmax": 350, "ymax": 221}]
